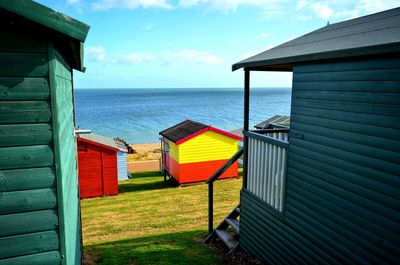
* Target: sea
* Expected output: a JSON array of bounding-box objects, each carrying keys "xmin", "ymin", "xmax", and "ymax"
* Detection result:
[{"xmin": 74, "ymin": 88, "xmax": 292, "ymax": 144}]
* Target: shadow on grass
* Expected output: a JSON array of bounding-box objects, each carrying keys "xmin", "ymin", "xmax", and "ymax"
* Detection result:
[
  {"xmin": 83, "ymin": 230, "xmax": 221, "ymax": 265},
  {"xmin": 119, "ymin": 171, "xmax": 172, "ymax": 193}
]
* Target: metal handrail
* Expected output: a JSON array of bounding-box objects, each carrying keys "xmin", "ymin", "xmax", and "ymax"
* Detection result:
[
  {"xmin": 207, "ymin": 147, "xmax": 243, "ymax": 234},
  {"xmin": 250, "ymin": 128, "xmax": 290, "ymax": 134},
  {"xmin": 244, "ymin": 131, "xmax": 289, "ymax": 148}
]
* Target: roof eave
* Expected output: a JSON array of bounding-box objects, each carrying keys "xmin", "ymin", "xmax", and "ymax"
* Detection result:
[
  {"xmin": 0, "ymin": 0, "xmax": 89, "ymax": 43},
  {"xmin": 78, "ymin": 136, "xmax": 126, "ymax": 152},
  {"xmin": 232, "ymin": 43, "xmax": 400, "ymax": 72}
]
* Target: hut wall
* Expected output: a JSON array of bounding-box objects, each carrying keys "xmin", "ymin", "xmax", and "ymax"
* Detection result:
[
  {"xmin": 49, "ymin": 45, "xmax": 81, "ymax": 265},
  {"xmin": 77, "ymin": 141, "xmax": 118, "ymax": 198},
  {"xmin": 101, "ymin": 149, "xmax": 118, "ymax": 195},
  {"xmin": 167, "ymin": 131, "xmax": 239, "ymax": 183},
  {"xmin": 0, "ymin": 13, "xmax": 62, "ymax": 264},
  {"xmin": 240, "ymin": 57, "xmax": 400, "ymax": 264},
  {"xmin": 166, "ymin": 140, "xmax": 180, "ymax": 180},
  {"xmin": 178, "ymin": 131, "xmax": 238, "ymax": 163},
  {"xmin": 117, "ymin": 151, "xmax": 128, "ymax": 180}
]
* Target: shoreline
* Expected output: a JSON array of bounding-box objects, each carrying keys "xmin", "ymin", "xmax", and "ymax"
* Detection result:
[{"xmin": 127, "ymin": 142, "xmax": 161, "ymax": 162}]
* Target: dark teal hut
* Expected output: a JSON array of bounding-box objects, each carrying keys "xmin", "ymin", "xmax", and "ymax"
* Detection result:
[
  {"xmin": 205, "ymin": 7, "xmax": 400, "ymax": 265},
  {"xmin": 0, "ymin": 1, "xmax": 89, "ymax": 264}
]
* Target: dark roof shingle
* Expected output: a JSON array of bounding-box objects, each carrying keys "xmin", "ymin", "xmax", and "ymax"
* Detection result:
[
  {"xmin": 255, "ymin": 115, "xmax": 290, "ymax": 129},
  {"xmin": 233, "ymin": 7, "xmax": 400, "ymax": 71},
  {"xmin": 160, "ymin": 120, "xmax": 208, "ymax": 143}
]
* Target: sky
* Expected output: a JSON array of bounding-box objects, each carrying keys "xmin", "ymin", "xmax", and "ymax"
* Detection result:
[{"xmin": 36, "ymin": 0, "xmax": 399, "ymax": 89}]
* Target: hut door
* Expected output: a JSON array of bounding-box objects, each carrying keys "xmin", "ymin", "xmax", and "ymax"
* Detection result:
[{"xmin": 165, "ymin": 141, "xmax": 170, "ymax": 171}]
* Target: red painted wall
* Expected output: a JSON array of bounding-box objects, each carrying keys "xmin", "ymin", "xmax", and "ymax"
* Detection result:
[
  {"xmin": 168, "ymin": 156, "xmax": 238, "ymax": 184},
  {"xmin": 77, "ymin": 140, "xmax": 118, "ymax": 198}
]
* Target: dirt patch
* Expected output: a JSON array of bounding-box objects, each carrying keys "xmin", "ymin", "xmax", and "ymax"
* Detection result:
[
  {"xmin": 82, "ymin": 249, "xmax": 101, "ymax": 265},
  {"xmin": 127, "ymin": 143, "xmax": 161, "ymax": 162},
  {"xmin": 209, "ymin": 240, "xmax": 265, "ymax": 265}
]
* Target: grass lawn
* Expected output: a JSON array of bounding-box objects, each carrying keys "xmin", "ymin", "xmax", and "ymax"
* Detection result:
[{"xmin": 81, "ymin": 171, "xmax": 242, "ymax": 265}]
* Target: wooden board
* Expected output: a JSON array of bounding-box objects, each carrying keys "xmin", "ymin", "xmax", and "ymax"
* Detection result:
[
  {"xmin": 0, "ymin": 77, "xmax": 49, "ymax": 100},
  {"xmin": 0, "ymin": 251, "xmax": 60, "ymax": 265},
  {"xmin": 0, "ymin": 167, "xmax": 56, "ymax": 192},
  {"xmin": 0, "ymin": 209, "xmax": 58, "ymax": 237},
  {"xmin": 0, "ymin": 53, "xmax": 48, "ymax": 77},
  {"xmin": 0, "ymin": 123, "xmax": 52, "ymax": 147},
  {"xmin": 0, "ymin": 101, "xmax": 51, "ymax": 124},
  {"xmin": 0, "ymin": 188, "xmax": 57, "ymax": 215},
  {"xmin": 0, "ymin": 145, "xmax": 54, "ymax": 170},
  {"xmin": 49, "ymin": 45, "xmax": 81, "ymax": 265},
  {"xmin": 0, "ymin": 230, "xmax": 59, "ymax": 259}
]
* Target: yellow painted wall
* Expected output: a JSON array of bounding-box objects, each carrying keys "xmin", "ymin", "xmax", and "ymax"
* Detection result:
[
  {"xmin": 168, "ymin": 140, "xmax": 179, "ymax": 161},
  {"xmin": 178, "ymin": 130, "xmax": 238, "ymax": 164}
]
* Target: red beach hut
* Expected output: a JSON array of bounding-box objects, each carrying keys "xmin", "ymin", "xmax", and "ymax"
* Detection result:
[{"xmin": 77, "ymin": 132, "xmax": 128, "ymax": 198}]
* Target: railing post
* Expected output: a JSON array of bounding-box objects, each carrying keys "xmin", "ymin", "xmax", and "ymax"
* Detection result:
[
  {"xmin": 243, "ymin": 69, "xmax": 250, "ymax": 189},
  {"xmin": 205, "ymin": 148, "xmax": 243, "ymax": 238},
  {"xmin": 208, "ymin": 182, "xmax": 213, "ymax": 234}
]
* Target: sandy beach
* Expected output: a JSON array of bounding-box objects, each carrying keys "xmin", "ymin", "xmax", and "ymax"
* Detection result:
[{"xmin": 127, "ymin": 142, "xmax": 161, "ymax": 162}]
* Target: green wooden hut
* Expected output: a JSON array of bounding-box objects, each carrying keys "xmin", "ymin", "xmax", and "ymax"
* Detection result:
[
  {"xmin": 205, "ymin": 7, "xmax": 400, "ymax": 265},
  {"xmin": 0, "ymin": 1, "xmax": 89, "ymax": 264}
]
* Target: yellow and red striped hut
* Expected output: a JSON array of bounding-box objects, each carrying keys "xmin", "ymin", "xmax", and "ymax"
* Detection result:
[{"xmin": 160, "ymin": 120, "xmax": 242, "ymax": 184}]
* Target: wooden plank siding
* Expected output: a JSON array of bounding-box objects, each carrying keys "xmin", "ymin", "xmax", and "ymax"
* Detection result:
[
  {"xmin": 49, "ymin": 46, "xmax": 81, "ymax": 265},
  {"xmin": 240, "ymin": 57, "xmax": 400, "ymax": 264},
  {"xmin": 0, "ymin": 251, "xmax": 61, "ymax": 265},
  {"xmin": 0, "ymin": 15, "xmax": 63, "ymax": 263}
]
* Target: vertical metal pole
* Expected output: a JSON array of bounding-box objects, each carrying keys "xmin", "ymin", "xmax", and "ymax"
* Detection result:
[
  {"xmin": 208, "ymin": 182, "xmax": 214, "ymax": 234},
  {"xmin": 243, "ymin": 69, "xmax": 250, "ymax": 189}
]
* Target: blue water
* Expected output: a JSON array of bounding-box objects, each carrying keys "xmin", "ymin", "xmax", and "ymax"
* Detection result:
[{"xmin": 74, "ymin": 88, "xmax": 291, "ymax": 143}]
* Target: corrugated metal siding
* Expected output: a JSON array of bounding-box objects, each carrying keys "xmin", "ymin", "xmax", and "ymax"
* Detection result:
[
  {"xmin": 117, "ymin": 151, "xmax": 127, "ymax": 180},
  {"xmin": 240, "ymin": 57, "xmax": 400, "ymax": 264},
  {"xmin": 179, "ymin": 131, "xmax": 238, "ymax": 163},
  {"xmin": 0, "ymin": 14, "xmax": 61, "ymax": 264}
]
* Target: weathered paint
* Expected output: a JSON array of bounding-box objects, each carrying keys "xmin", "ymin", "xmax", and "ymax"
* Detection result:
[
  {"xmin": 0, "ymin": 11, "xmax": 62, "ymax": 263},
  {"xmin": 77, "ymin": 139, "xmax": 118, "ymax": 198},
  {"xmin": 0, "ymin": 5, "xmax": 87, "ymax": 264},
  {"xmin": 240, "ymin": 56, "xmax": 400, "ymax": 264},
  {"xmin": 49, "ymin": 46, "xmax": 81, "ymax": 265}
]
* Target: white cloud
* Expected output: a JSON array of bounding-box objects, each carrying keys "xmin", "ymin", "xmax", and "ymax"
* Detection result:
[
  {"xmin": 356, "ymin": 0, "xmax": 399, "ymax": 14},
  {"xmin": 178, "ymin": 0, "xmax": 289, "ymax": 12},
  {"xmin": 119, "ymin": 52, "xmax": 155, "ymax": 63},
  {"xmin": 256, "ymin": 32, "xmax": 270, "ymax": 40},
  {"xmin": 67, "ymin": 0, "xmax": 81, "ymax": 4},
  {"xmin": 86, "ymin": 46, "xmax": 106, "ymax": 62},
  {"xmin": 296, "ymin": 0, "xmax": 399, "ymax": 21},
  {"xmin": 162, "ymin": 49, "xmax": 223, "ymax": 65},
  {"xmin": 92, "ymin": 0, "xmax": 173, "ymax": 11},
  {"xmin": 142, "ymin": 24, "xmax": 154, "ymax": 30},
  {"xmin": 310, "ymin": 2, "xmax": 333, "ymax": 19},
  {"xmin": 296, "ymin": 1, "xmax": 333, "ymax": 19}
]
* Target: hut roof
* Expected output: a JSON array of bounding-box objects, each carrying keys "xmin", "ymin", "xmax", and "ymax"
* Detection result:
[
  {"xmin": 160, "ymin": 120, "xmax": 243, "ymax": 145},
  {"xmin": 79, "ymin": 132, "xmax": 128, "ymax": 153},
  {"xmin": 255, "ymin": 115, "xmax": 290, "ymax": 129},
  {"xmin": 233, "ymin": 7, "xmax": 400, "ymax": 71},
  {"xmin": 0, "ymin": 0, "xmax": 90, "ymax": 71}
]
